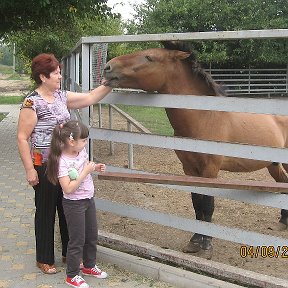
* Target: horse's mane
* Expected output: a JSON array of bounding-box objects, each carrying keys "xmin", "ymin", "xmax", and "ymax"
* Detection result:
[{"xmin": 161, "ymin": 41, "xmax": 226, "ymax": 96}]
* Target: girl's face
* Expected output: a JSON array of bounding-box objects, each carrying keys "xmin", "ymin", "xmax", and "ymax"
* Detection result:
[{"xmin": 73, "ymin": 138, "xmax": 88, "ymax": 153}]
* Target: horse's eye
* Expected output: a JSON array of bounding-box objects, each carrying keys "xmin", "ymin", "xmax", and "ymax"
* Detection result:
[{"xmin": 145, "ymin": 55, "xmax": 153, "ymax": 62}]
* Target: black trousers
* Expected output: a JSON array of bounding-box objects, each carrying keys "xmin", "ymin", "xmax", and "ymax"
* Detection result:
[{"xmin": 33, "ymin": 164, "xmax": 69, "ymax": 265}]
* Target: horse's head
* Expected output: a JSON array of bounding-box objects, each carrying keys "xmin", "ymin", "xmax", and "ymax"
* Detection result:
[{"xmin": 103, "ymin": 46, "xmax": 191, "ymax": 93}]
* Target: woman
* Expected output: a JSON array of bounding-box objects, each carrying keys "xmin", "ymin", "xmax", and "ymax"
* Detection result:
[{"xmin": 17, "ymin": 53, "xmax": 112, "ymax": 274}]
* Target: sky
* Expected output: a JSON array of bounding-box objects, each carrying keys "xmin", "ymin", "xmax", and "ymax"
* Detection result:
[{"xmin": 106, "ymin": 0, "xmax": 145, "ymax": 20}]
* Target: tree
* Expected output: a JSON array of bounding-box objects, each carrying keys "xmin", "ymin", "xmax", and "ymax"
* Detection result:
[
  {"xmin": 128, "ymin": 0, "xmax": 288, "ymax": 67},
  {"xmin": 0, "ymin": 0, "xmax": 112, "ymax": 37},
  {"xmin": 5, "ymin": 13, "xmax": 123, "ymax": 72}
]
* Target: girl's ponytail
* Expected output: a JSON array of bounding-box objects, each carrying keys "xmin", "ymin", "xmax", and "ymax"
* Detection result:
[{"xmin": 46, "ymin": 124, "xmax": 63, "ymax": 185}]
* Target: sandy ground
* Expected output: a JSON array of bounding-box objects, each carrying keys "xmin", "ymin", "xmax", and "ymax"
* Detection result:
[{"xmin": 92, "ymin": 106, "xmax": 288, "ymax": 281}]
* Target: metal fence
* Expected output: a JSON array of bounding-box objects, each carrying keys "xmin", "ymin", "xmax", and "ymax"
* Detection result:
[
  {"xmin": 62, "ymin": 29, "xmax": 288, "ymax": 287},
  {"xmin": 209, "ymin": 67, "xmax": 288, "ymax": 95}
]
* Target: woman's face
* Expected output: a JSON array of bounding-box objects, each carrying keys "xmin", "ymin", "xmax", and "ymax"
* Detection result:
[{"xmin": 44, "ymin": 66, "xmax": 62, "ymax": 90}]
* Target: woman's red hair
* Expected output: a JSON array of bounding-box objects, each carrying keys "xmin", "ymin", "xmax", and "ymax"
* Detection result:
[{"xmin": 31, "ymin": 53, "xmax": 60, "ymax": 85}]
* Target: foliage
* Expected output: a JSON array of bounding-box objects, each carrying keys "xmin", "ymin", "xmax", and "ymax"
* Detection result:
[
  {"xmin": 4, "ymin": 13, "xmax": 123, "ymax": 73},
  {"xmin": 0, "ymin": 0, "xmax": 113, "ymax": 37},
  {"xmin": 128, "ymin": 0, "xmax": 288, "ymax": 67}
]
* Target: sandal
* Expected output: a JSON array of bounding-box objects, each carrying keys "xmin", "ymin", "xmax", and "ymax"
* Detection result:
[{"xmin": 36, "ymin": 262, "xmax": 57, "ymax": 274}]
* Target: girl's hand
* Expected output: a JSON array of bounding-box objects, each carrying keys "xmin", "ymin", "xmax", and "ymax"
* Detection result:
[
  {"xmin": 83, "ymin": 161, "xmax": 97, "ymax": 174},
  {"xmin": 95, "ymin": 163, "xmax": 106, "ymax": 172}
]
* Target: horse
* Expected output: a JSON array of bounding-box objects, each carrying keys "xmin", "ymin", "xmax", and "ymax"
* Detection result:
[{"xmin": 102, "ymin": 41, "xmax": 288, "ymax": 257}]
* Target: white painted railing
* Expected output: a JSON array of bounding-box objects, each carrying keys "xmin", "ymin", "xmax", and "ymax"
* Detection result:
[{"xmin": 63, "ymin": 30, "xmax": 288, "ymax": 287}]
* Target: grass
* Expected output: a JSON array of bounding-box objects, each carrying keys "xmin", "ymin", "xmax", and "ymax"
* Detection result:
[
  {"xmin": 118, "ymin": 104, "xmax": 173, "ymax": 136},
  {"xmin": 0, "ymin": 113, "xmax": 5, "ymax": 121},
  {"xmin": 0, "ymin": 96, "xmax": 23, "ymax": 122},
  {"xmin": 0, "ymin": 96, "xmax": 24, "ymax": 104},
  {"xmin": 0, "ymin": 64, "xmax": 14, "ymax": 74},
  {"xmin": 6, "ymin": 73, "xmax": 23, "ymax": 80}
]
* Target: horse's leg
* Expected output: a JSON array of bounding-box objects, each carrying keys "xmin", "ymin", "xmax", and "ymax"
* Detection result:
[
  {"xmin": 181, "ymin": 157, "xmax": 219, "ymax": 257},
  {"xmin": 182, "ymin": 193, "xmax": 205, "ymax": 253},
  {"xmin": 267, "ymin": 163, "xmax": 288, "ymax": 230}
]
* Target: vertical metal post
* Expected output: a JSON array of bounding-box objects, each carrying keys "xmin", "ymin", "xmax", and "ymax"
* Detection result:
[
  {"xmin": 286, "ymin": 63, "xmax": 288, "ymax": 93},
  {"xmin": 89, "ymin": 44, "xmax": 94, "ymax": 161},
  {"xmin": 12, "ymin": 43, "xmax": 16, "ymax": 73},
  {"xmin": 109, "ymin": 105, "xmax": 114, "ymax": 155},
  {"xmin": 127, "ymin": 121, "xmax": 133, "ymax": 169},
  {"xmin": 98, "ymin": 104, "xmax": 103, "ymax": 128},
  {"xmin": 81, "ymin": 43, "xmax": 92, "ymax": 160},
  {"xmin": 248, "ymin": 66, "xmax": 251, "ymax": 94},
  {"xmin": 70, "ymin": 54, "xmax": 75, "ymax": 91}
]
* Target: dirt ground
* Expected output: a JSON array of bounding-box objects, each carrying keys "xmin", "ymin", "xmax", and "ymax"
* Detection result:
[
  {"xmin": 92, "ymin": 106, "xmax": 288, "ymax": 282},
  {"xmin": 2, "ymin": 77, "xmax": 287, "ymax": 282},
  {"xmin": 0, "ymin": 74, "xmax": 31, "ymax": 96}
]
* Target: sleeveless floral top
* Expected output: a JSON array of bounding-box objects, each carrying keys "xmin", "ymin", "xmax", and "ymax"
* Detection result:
[{"xmin": 20, "ymin": 89, "xmax": 70, "ymax": 165}]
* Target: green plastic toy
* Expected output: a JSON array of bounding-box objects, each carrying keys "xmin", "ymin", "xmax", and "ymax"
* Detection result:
[{"xmin": 68, "ymin": 167, "xmax": 79, "ymax": 180}]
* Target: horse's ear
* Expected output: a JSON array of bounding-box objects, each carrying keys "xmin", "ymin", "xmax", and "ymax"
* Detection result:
[{"xmin": 174, "ymin": 51, "xmax": 191, "ymax": 60}]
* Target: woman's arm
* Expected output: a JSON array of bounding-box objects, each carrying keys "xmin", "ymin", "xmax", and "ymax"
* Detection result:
[
  {"xmin": 17, "ymin": 108, "xmax": 39, "ymax": 185},
  {"xmin": 66, "ymin": 85, "xmax": 112, "ymax": 109}
]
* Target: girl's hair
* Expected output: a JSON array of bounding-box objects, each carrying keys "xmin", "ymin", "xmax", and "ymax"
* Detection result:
[
  {"xmin": 46, "ymin": 120, "xmax": 89, "ymax": 185},
  {"xmin": 31, "ymin": 53, "xmax": 61, "ymax": 85}
]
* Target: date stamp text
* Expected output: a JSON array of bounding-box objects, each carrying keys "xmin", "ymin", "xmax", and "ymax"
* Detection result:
[{"xmin": 240, "ymin": 245, "xmax": 288, "ymax": 258}]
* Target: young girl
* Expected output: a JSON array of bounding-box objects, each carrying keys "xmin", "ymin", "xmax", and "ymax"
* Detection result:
[{"xmin": 47, "ymin": 120, "xmax": 107, "ymax": 288}]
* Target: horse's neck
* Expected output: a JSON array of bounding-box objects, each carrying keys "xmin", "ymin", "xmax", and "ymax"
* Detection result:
[
  {"xmin": 160, "ymin": 67, "xmax": 217, "ymax": 97},
  {"xmin": 165, "ymin": 108, "xmax": 217, "ymax": 138}
]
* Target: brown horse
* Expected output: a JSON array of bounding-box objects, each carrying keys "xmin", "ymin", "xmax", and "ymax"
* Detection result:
[{"xmin": 103, "ymin": 41, "xmax": 288, "ymax": 256}]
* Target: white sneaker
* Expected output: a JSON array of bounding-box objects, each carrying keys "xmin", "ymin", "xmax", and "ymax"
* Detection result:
[
  {"xmin": 82, "ymin": 265, "xmax": 108, "ymax": 279},
  {"xmin": 66, "ymin": 275, "xmax": 89, "ymax": 288}
]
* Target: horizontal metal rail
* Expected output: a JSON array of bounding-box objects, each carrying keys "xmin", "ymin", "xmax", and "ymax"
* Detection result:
[{"xmin": 97, "ymin": 198, "xmax": 288, "ymax": 247}]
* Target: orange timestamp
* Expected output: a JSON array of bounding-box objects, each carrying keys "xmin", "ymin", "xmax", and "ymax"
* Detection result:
[{"xmin": 240, "ymin": 245, "xmax": 288, "ymax": 258}]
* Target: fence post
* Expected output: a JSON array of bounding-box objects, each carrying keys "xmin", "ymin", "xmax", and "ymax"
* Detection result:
[
  {"xmin": 127, "ymin": 121, "xmax": 134, "ymax": 169},
  {"xmin": 286, "ymin": 63, "xmax": 288, "ymax": 93},
  {"xmin": 109, "ymin": 105, "xmax": 114, "ymax": 155}
]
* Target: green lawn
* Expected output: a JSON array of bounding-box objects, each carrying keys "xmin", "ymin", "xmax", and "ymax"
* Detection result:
[
  {"xmin": 118, "ymin": 105, "xmax": 173, "ymax": 136},
  {"xmin": 0, "ymin": 113, "xmax": 5, "ymax": 121},
  {"xmin": 0, "ymin": 96, "xmax": 24, "ymax": 104},
  {"xmin": 0, "ymin": 96, "xmax": 23, "ymax": 122},
  {"xmin": 0, "ymin": 64, "xmax": 14, "ymax": 74}
]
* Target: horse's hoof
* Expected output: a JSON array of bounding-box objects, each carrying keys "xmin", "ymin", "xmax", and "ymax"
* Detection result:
[
  {"xmin": 182, "ymin": 240, "xmax": 202, "ymax": 253},
  {"xmin": 198, "ymin": 248, "xmax": 213, "ymax": 260}
]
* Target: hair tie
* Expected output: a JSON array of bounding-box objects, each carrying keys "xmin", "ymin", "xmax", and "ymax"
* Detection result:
[{"xmin": 58, "ymin": 123, "xmax": 63, "ymax": 136}]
